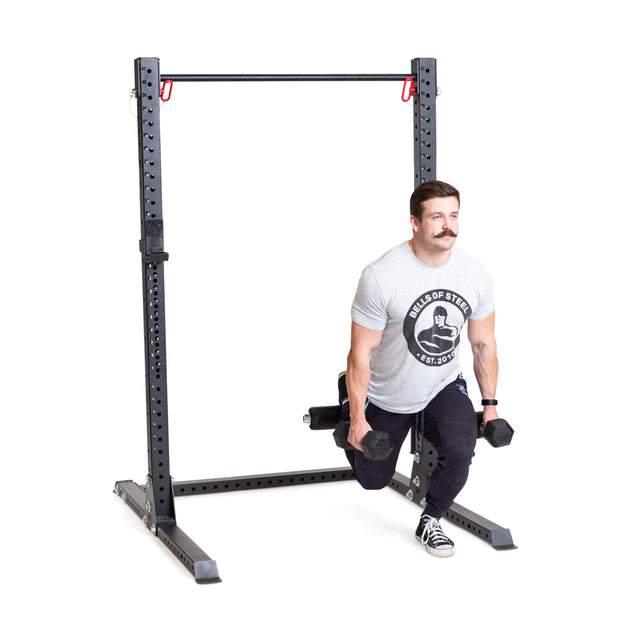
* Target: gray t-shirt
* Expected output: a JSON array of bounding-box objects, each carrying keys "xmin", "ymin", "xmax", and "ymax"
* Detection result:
[{"xmin": 351, "ymin": 242, "xmax": 494, "ymax": 413}]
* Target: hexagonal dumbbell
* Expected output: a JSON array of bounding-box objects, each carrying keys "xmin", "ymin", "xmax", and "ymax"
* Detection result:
[
  {"xmin": 475, "ymin": 412, "xmax": 514, "ymax": 447},
  {"xmin": 332, "ymin": 421, "xmax": 393, "ymax": 461}
]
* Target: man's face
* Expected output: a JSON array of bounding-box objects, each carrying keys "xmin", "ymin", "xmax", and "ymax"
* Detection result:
[{"xmin": 411, "ymin": 196, "xmax": 459, "ymax": 253}]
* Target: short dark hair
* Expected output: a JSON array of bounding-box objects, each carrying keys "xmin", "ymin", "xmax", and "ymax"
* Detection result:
[{"xmin": 410, "ymin": 180, "xmax": 460, "ymax": 220}]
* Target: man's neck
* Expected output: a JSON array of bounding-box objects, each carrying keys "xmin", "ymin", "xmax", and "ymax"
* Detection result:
[{"xmin": 409, "ymin": 239, "xmax": 453, "ymax": 267}]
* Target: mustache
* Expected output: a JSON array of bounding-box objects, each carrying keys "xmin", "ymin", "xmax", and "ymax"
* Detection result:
[{"xmin": 434, "ymin": 229, "xmax": 458, "ymax": 238}]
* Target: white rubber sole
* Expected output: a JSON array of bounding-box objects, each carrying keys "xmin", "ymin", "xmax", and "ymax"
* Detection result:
[{"xmin": 415, "ymin": 534, "xmax": 456, "ymax": 557}]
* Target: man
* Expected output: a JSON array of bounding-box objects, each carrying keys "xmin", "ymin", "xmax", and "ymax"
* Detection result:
[{"xmin": 344, "ymin": 180, "xmax": 500, "ymax": 557}]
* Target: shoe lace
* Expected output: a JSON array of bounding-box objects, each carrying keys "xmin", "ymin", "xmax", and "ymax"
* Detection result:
[{"xmin": 421, "ymin": 516, "xmax": 450, "ymax": 546}]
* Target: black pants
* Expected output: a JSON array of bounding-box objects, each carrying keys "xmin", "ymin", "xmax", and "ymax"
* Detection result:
[{"xmin": 344, "ymin": 377, "xmax": 477, "ymax": 519}]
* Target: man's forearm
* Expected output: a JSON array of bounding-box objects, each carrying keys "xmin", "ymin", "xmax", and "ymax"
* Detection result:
[
  {"xmin": 346, "ymin": 349, "xmax": 371, "ymax": 426},
  {"xmin": 473, "ymin": 341, "xmax": 499, "ymax": 399},
  {"xmin": 472, "ymin": 340, "xmax": 499, "ymax": 423}
]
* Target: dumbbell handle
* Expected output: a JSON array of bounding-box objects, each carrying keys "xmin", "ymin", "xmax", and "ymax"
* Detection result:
[{"xmin": 475, "ymin": 411, "xmax": 486, "ymax": 434}]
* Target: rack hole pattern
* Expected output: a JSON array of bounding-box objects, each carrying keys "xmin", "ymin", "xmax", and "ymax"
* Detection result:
[
  {"xmin": 444, "ymin": 510, "xmax": 491, "ymax": 541},
  {"xmin": 412, "ymin": 59, "xmax": 437, "ymax": 185},
  {"xmin": 174, "ymin": 470, "xmax": 356, "ymax": 496},
  {"xmin": 158, "ymin": 530, "xmax": 195, "ymax": 574},
  {"xmin": 137, "ymin": 59, "xmax": 173, "ymax": 519},
  {"xmin": 146, "ymin": 259, "xmax": 171, "ymax": 508}
]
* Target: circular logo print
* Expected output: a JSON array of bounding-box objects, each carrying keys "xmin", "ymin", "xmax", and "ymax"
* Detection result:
[{"xmin": 403, "ymin": 289, "xmax": 472, "ymax": 366}]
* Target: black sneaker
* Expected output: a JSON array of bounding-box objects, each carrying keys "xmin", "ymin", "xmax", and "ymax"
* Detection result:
[{"xmin": 415, "ymin": 514, "xmax": 455, "ymax": 557}]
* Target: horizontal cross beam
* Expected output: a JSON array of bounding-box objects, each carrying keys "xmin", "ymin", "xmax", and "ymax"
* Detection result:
[{"xmin": 160, "ymin": 73, "xmax": 412, "ymax": 82}]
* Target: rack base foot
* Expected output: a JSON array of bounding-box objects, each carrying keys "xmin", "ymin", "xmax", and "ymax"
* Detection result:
[{"xmin": 388, "ymin": 472, "xmax": 517, "ymax": 550}]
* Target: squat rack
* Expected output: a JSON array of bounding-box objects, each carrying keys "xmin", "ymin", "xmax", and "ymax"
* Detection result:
[{"xmin": 114, "ymin": 57, "xmax": 514, "ymax": 584}]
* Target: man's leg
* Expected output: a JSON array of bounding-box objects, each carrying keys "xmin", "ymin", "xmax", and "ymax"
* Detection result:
[{"xmin": 415, "ymin": 377, "xmax": 477, "ymax": 556}]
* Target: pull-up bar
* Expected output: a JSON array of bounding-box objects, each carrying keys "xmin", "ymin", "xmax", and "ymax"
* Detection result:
[
  {"xmin": 158, "ymin": 72, "xmax": 425, "ymax": 103},
  {"xmin": 161, "ymin": 73, "xmax": 414, "ymax": 82}
]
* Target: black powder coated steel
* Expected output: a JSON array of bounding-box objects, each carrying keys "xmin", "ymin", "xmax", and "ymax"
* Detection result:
[
  {"xmin": 114, "ymin": 481, "xmax": 221, "ymax": 583},
  {"xmin": 134, "ymin": 57, "xmax": 175, "ymax": 528},
  {"xmin": 412, "ymin": 58, "xmax": 437, "ymax": 186},
  {"xmin": 173, "ymin": 468, "xmax": 356, "ymax": 496},
  {"xmin": 116, "ymin": 57, "xmax": 222, "ymax": 583},
  {"xmin": 116, "ymin": 56, "xmax": 515, "ymax": 583},
  {"xmin": 173, "ymin": 467, "xmax": 356, "ymax": 498}
]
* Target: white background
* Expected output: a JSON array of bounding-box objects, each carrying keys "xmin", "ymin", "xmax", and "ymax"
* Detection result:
[{"xmin": 2, "ymin": 1, "xmax": 639, "ymax": 637}]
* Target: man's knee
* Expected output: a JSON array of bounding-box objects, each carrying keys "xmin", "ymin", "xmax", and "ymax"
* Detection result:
[
  {"xmin": 439, "ymin": 442, "xmax": 475, "ymax": 472},
  {"xmin": 356, "ymin": 474, "xmax": 392, "ymax": 490},
  {"xmin": 354, "ymin": 461, "xmax": 395, "ymax": 490},
  {"xmin": 346, "ymin": 448, "xmax": 395, "ymax": 490}
]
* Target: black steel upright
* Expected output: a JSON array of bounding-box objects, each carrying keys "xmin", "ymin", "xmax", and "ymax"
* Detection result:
[
  {"xmin": 115, "ymin": 58, "xmax": 220, "ymax": 584},
  {"xmin": 115, "ymin": 57, "xmax": 515, "ymax": 584},
  {"xmin": 135, "ymin": 58, "xmax": 174, "ymax": 526},
  {"xmin": 412, "ymin": 58, "xmax": 437, "ymax": 186}
]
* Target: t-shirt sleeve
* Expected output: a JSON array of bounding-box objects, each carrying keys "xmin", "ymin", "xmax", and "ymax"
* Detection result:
[
  {"xmin": 351, "ymin": 266, "xmax": 388, "ymax": 331},
  {"xmin": 470, "ymin": 264, "xmax": 495, "ymax": 320}
]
